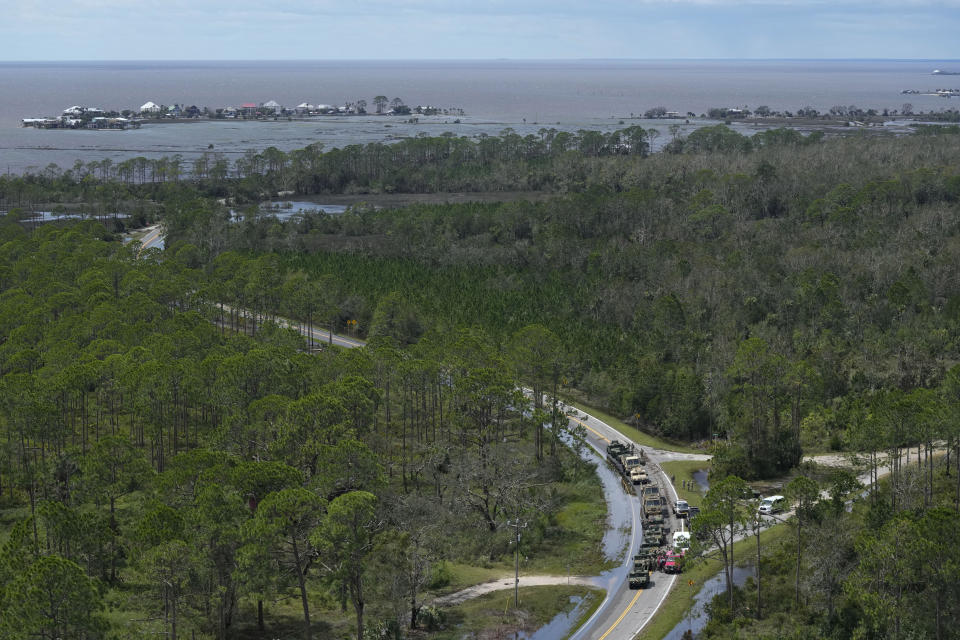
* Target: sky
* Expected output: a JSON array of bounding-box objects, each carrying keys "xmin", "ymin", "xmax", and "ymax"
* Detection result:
[{"xmin": 1, "ymin": 0, "xmax": 959, "ymax": 60}]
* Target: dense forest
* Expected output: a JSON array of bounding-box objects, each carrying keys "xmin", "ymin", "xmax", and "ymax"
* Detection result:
[
  {"xmin": 2, "ymin": 123, "xmax": 960, "ymax": 639},
  {"xmin": 0, "ymin": 124, "xmax": 828, "ymax": 209},
  {"xmin": 159, "ymin": 127, "xmax": 960, "ymax": 479},
  {"xmin": 690, "ymin": 454, "xmax": 960, "ymax": 640},
  {"xmin": 0, "ymin": 220, "xmax": 605, "ymax": 639}
]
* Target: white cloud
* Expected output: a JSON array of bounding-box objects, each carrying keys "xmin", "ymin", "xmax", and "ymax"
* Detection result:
[{"xmin": 2, "ymin": 0, "xmax": 959, "ymax": 59}]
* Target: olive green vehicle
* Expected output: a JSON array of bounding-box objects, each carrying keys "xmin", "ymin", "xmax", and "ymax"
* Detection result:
[
  {"xmin": 639, "ymin": 540, "xmax": 660, "ymax": 555},
  {"xmin": 645, "ymin": 511, "xmax": 666, "ymax": 529},
  {"xmin": 645, "ymin": 525, "xmax": 665, "ymax": 547},
  {"xmin": 629, "ymin": 567, "xmax": 651, "ymax": 589},
  {"xmin": 634, "ymin": 548, "xmax": 656, "ymax": 563},
  {"xmin": 605, "ymin": 440, "xmax": 648, "ymax": 489},
  {"xmin": 643, "ymin": 497, "xmax": 663, "ymax": 519},
  {"xmin": 607, "ymin": 440, "xmax": 630, "ymax": 459},
  {"xmin": 629, "ymin": 556, "xmax": 653, "ymax": 589}
]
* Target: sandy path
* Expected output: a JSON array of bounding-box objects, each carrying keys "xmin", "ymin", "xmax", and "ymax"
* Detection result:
[
  {"xmin": 433, "ymin": 575, "xmax": 602, "ymax": 607},
  {"xmin": 650, "ymin": 449, "xmax": 712, "ymax": 463}
]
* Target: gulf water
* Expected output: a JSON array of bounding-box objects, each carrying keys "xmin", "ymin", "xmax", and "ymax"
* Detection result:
[{"xmin": 1, "ymin": 59, "xmax": 957, "ymax": 173}]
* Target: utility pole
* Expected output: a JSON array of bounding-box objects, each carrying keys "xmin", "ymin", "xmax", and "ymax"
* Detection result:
[{"xmin": 506, "ymin": 518, "xmax": 528, "ymax": 608}]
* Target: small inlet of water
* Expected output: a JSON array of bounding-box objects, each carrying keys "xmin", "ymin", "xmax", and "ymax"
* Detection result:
[
  {"xmin": 522, "ymin": 594, "xmax": 592, "ymax": 640},
  {"xmin": 661, "ymin": 566, "xmax": 753, "ymax": 640}
]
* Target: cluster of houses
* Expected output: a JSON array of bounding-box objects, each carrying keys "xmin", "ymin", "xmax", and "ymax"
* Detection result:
[
  {"xmin": 135, "ymin": 99, "xmax": 350, "ymax": 119},
  {"xmin": 899, "ymin": 88, "xmax": 960, "ymax": 98},
  {"xmin": 138, "ymin": 102, "xmax": 204, "ymax": 118},
  {"xmin": 221, "ymin": 100, "xmax": 297, "ymax": 118},
  {"xmin": 23, "ymin": 98, "xmax": 467, "ymax": 129},
  {"xmin": 215, "ymin": 100, "xmax": 464, "ymax": 118},
  {"xmin": 21, "ymin": 105, "xmax": 140, "ymax": 130},
  {"xmin": 218, "ymin": 101, "xmax": 367, "ymax": 117}
]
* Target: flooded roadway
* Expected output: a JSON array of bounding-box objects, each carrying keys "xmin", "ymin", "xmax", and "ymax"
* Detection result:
[{"xmin": 563, "ymin": 405, "xmax": 697, "ymax": 640}]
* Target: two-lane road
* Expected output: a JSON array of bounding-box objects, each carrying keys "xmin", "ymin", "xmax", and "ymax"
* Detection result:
[{"xmin": 564, "ymin": 406, "xmax": 697, "ymax": 640}]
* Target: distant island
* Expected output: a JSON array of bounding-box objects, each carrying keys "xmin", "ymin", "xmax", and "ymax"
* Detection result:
[
  {"xmin": 21, "ymin": 97, "xmax": 466, "ymax": 129},
  {"xmin": 900, "ymin": 88, "xmax": 960, "ymax": 98},
  {"xmin": 21, "ymin": 96, "xmax": 960, "ymax": 133},
  {"xmin": 932, "ymin": 69, "xmax": 960, "ymax": 75}
]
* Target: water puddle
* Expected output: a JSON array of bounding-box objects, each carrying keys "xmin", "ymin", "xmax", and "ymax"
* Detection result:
[
  {"xmin": 229, "ymin": 200, "xmax": 349, "ymax": 223},
  {"xmin": 261, "ymin": 200, "xmax": 349, "ymax": 217},
  {"xmin": 12, "ymin": 211, "xmax": 129, "ymax": 224},
  {"xmin": 661, "ymin": 565, "xmax": 753, "ymax": 640},
  {"xmin": 692, "ymin": 469, "xmax": 710, "ymax": 493},
  {"xmin": 521, "ymin": 594, "xmax": 591, "ymax": 640}
]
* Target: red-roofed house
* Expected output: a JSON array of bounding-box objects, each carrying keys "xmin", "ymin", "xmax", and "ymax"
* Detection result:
[{"xmin": 241, "ymin": 102, "xmax": 258, "ymax": 116}]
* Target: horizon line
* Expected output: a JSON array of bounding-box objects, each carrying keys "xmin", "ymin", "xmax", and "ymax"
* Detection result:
[{"xmin": 2, "ymin": 57, "xmax": 959, "ymax": 64}]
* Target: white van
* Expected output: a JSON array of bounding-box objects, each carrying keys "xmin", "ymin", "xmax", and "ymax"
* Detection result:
[
  {"xmin": 672, "ymin": 531, "xmax": 691, "ymax": 551},
  {"xmin": 758, "ymin": 495, "xmax": 784, "ymax": 515}
]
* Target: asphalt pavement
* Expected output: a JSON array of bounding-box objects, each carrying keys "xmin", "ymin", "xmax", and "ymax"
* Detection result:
[{"xmin": 563, "ymin": 403, "xmax": 695, "ymax": 640}]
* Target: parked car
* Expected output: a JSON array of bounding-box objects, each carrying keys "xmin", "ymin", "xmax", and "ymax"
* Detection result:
[{"xmin": 758, "ymin": 495, "xmax": 785, "ymax": 515}]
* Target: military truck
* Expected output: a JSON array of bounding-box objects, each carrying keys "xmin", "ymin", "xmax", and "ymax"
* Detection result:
[
  {"xmin": 643, "ymin": 496, "xmax": 664, "ymax": 519},
  {"xmin": 630, "ymin": 466, "xmax": 648, "ymax": 485},
  {"xmin": 634, "ymin": 548, "xmax": 656, "ymax": 564},
  {"xmin": 606, "ymin": 440, "xmax": 631, "ymax": 461},
  {"xmin": 629, "ymin": 567, "xmax": 650, "ymax": 589},
  {"xmin": 622, "ymin": 454, "xmax": 643, "ymax": 476},
  {"xmin": 644, "ymin": 525, "xmax": 665, "ymax": 547},
  {"xmin": 606, "ymin": 441, "xmax": 631, "ymax": 474},
  {"xmin": 629, "ymin": 556, "xmax": 652, "ymax": 589},
  {"xmin": 639, "ymin": 540, "xmax": 660, "ymax": 556},
  {"xmin": 645, "ymin": 511, "xmax": 669, "ymax": 534}
]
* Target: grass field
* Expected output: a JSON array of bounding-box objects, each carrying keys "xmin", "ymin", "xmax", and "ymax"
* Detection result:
[
  {"xmin": 636, "ymin": 522, "xmax": 792, "ymax": 640},
  {"xmin": 432, "ymin": 468, "xmax": 614, "ymax": 597},
  {"xmin": 432, "ymin": 585, "xmax": 605, "ymax": 640},
  {"xmin": 661, "ymin": 460, "xmax": 712, "ymax": 508},
  {"xmin": 530, "ymin": 476, "xmax": 617, "ymax": 575}
]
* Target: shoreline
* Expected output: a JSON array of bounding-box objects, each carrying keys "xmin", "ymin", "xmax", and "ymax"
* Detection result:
[{"xmin": 19, "ymin": 111, "xmax": 956, "ymax": 132}]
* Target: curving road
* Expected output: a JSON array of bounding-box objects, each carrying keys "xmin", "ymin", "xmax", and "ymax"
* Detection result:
[
  {"xmin": 426, "ymin": 404, "xmax": 700, "ymax": 640},
  {"xmin": 130, "ymin": 224, "xmax": 165, "ymax": 253},
  {"xmin": 561, "ymin": 405, "xmax": 695, "ymax": 640},
  {"xmin": 131, "ymin": 224, "xmax": 697, "ymax": 638}
]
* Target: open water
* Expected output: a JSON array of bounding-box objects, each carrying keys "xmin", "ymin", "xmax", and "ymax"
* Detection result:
[{"xmin": 1, "ymin": 59, "xmax": 958, "ymax": 173}]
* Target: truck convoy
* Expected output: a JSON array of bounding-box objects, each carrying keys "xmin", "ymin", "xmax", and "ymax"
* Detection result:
[
  {"xmin": 630, "ymin": 522, "xmax": 688, "ymax": 587},
  {"xmin": 606, "ymin": 439, "xmax": 688, "ymax": 589}
]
